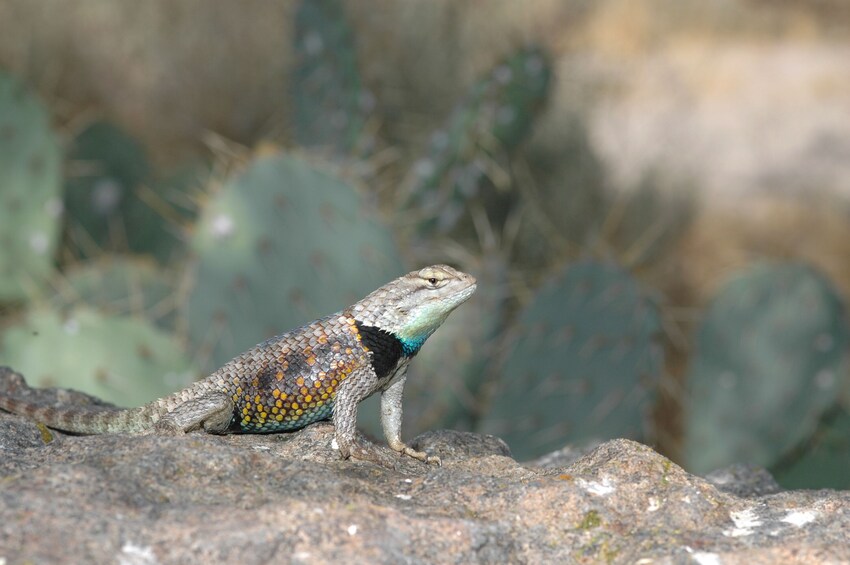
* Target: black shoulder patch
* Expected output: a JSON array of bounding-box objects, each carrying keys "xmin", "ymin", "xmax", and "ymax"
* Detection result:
[{"xmin": 355, "ymin": 322, "xmax": 404, "ymax": 380}]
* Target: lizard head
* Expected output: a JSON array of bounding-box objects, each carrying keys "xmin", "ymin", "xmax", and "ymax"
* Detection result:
[{"xmin": 352, "ymin": 265, "xmax": 477, "ymax": 355}]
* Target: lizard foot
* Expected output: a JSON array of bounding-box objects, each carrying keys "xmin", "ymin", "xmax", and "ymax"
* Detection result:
[
  {"xmin": 335, "ymin": 436, "xmax": 383, "ymax": 464},
  {"xmin": 151, "ymin": 418, "xmax": 187, "ymax": 436},
  {"xmin": 393, "ymin": 443, "xmax": 441, "ymax": 466}
]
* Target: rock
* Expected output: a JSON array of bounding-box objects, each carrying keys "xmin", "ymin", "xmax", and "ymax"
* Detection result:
[
  {"xmin": 1, "ymin": 376, "xmax": 849, "ymax": 563},
  {"xmin": 409, "ymin": 429, "xmax": 512, "ymax": 460},
  {"xmin": 705, "ymin": 463, "xmax": 783, "ymax": 498},
  {"xmin": 527, "ymin": 439, "xmax": 602, "ymax": 469}
]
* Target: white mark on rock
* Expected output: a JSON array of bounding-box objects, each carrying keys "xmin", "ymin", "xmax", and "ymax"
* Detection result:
[
  {"xmin": 330, "ymin": 437, "xmax": 339, "ymax": 450},
  {"xmin": 692, "ymin": 552, "xmax": 722, "ymax": 565},
  {"xmin": 118, "ymin": 542, "xmax": 158, "ymax": 565},
  {"xmin": 347, "ymin": 524, "xmax": 358, "ymax": 536},
  {"xmin": 724, "ymin": 508, "xmax": 762, "ymax": 537},
  {"xmin": 578, "ymin": 477, "xmax": 615, "ymax": 496},
  {"xmin": 681, "ymin": 495, "xmax": 692, "ymax": 504},
  {"xmin": 395, "ymin": 494, "xmax": 412, "ymax": 501},
  {"xmin": 647, "ymin": 497, "xmax": 660, "ymax": 512},
  {"xmin": 252, "ymin": 445, "xmax": 270, "ymax": 452},
  {"xmin": 781, "ymin": 509, "xmax": 817, "ymax": 527},
  {"xmin": 403, "ymin": 478, "xmax": 413, "ymax": 483}
]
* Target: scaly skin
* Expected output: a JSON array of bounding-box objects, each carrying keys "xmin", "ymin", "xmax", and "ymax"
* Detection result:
[{"xmin": 0, "ymin": 265, "xmax": 477, "ymax": 464}]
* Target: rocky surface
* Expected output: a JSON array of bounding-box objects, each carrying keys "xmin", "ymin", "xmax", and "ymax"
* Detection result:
[{"xmin": 1, "ymin": 377, "xmax": 849, "ymax": 564}]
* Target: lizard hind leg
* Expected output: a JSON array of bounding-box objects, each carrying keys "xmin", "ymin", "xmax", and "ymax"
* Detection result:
[
  {"xmin": 152, "ymin": 392, "xmax": 235, "ymax": 435},
  {"xmin": 331, "ymin": 368, "xmax": 381, "ymax": 461}
]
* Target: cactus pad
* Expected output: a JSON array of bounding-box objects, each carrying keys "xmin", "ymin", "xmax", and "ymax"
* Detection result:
[
  {"xmin": 771, "ymin": 406, "xmax": 850, "ymax": 490},
  {"xmin": 407, "ymin": 45, "xmax": 552, "ymax": 234},
  {"xmin": 291, "ymin": 0, "xmax": 371, "ymax": 154},
  {"xmin": 685, "ymin": 262, "xmax": 849, "ymax": 473},
  {"xmin": 0, "ymin": 306, "xmax": 196, "ymax": 407},
  {"xmin": 0, "ymin": 72, "xmax": 62, "ymax": 302},
  {"xmin": 480, "ymin": 260, "xmax": 663, "ymax": 460},
  {"xmin": 50, "ymin": 257, "xmax": 177, "ymax": 328},
  {"xmin": 64, "ymin": 121, "xmax": 183, "ymax": 261},
  {"xmin": 185, "ymin": 153, "xmax": 404, "ymax": 372}
]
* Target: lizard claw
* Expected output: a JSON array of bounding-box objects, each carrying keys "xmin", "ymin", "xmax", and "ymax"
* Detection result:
[
  {"xmin": 400, "ymin": 444, "xmax": 441, "ymax": 466},
  {"xmin": 336, "ymin": 436, "xmax": 385, "ymax": 464}
]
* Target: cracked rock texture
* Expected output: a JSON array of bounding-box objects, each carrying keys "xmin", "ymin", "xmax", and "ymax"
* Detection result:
[{"xmin": 1, "ymin": 381, "xmax": 849, "ymax": 564}]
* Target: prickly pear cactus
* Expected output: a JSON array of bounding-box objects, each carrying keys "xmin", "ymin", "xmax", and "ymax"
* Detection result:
[
  {"xmin": 685, "ymin": 263, "xmax": 849, "ymax": 473},
  {"xmin": 185, "ymin": 153, "xmax": 404, "ymax": 372},
  {"xmin": 771, "ymin": 406, "xmax": 850, "ymax": 490},
  {"xmin": 0, "ymin": 306, "xmax": 196, "ymax": 407},
  {"xmin": 50, "ymin": 257, "xmax": 177, "ymax": 328},
  {"xmin": 406, "ymin": 45, "xmax": 552, "ymax": 234},
  {"xmin": 0, "ymin": 72, "xmax": 62, "ymax": 302},
  {"xmin": 291, "ymin": 0, "xmax": 371, "ymax": 154},
  {"xmin": 479, "ymin": 260, "xmax": 663, "ymax": 460},
  {"xmin": 64, "ymin": 121, "xmax": 183, "ymax": 261}
]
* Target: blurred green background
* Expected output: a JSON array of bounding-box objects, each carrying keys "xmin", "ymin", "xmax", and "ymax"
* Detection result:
[{"xmin": 1, "ymin": 0, "xmax": 849, "ymax": 488}]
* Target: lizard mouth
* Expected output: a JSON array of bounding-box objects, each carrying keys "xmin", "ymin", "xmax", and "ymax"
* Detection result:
[{"xmin": 447, "ymin": 283, "xmax": 477, "ymax": 306}]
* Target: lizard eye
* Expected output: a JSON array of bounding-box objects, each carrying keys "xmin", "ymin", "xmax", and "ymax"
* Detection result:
[{"xmin": 428, "ymin": 277, "xmax": 438, "ymax": 285}]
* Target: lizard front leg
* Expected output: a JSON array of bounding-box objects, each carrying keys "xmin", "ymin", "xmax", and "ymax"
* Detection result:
[
  {"xmin": 381, "ymin": 370, "xmax": 440, "ymax": 465},
  {"xmin": 152, "ymin": 392, "xmax": 234, "ymax": 434}
]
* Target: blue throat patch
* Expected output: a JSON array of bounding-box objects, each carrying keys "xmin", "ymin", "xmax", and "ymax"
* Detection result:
[{"xmin": 399, "ymin": 334, "xmax": 428, "ymax": 357}]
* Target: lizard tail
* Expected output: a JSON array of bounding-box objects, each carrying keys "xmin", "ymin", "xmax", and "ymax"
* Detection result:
[{"xmin": 0, "ymin": 394, "xmax": 156, "ymax": 434}]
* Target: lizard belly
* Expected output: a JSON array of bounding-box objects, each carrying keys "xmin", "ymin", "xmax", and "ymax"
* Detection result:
[{"xmin": 238, "ymin": 399, "xmax": 335, "ymax": 432}]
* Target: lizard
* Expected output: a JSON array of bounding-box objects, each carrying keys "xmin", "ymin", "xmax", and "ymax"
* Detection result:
[{"xmin": 0, "ymin": 265, "xmax": 476, "ymax": 465}]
